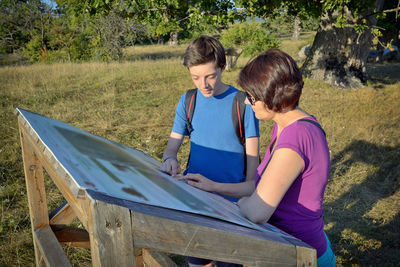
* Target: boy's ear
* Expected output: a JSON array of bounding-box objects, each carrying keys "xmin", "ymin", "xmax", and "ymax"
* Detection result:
[{"xmin": 221, "ymin": 64, "xmax": 226, "ymax": 72}]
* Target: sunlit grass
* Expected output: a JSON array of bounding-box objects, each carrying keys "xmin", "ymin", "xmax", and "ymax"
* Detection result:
[{"xmin": 1, "ymin": 35, "xmax": 399, "ymax": 266}]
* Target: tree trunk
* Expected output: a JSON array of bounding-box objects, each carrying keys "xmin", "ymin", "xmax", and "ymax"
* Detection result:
[
  {"xmin": 302, "ymin": 4, "xmax": 383, "ymax": 88},
  {"xmin": 225, "ymin": 48, "xmax": 243, "ymax": 70},
  {"xmin": 168, "ymin": 31, "xmax": 179, "ymax": 46},
  {"xmin": 292, "ymin": 15, "xmax": 301, "ymax": 40}
]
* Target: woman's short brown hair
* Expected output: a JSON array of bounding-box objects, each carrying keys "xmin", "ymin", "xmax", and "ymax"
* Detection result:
[
  {"xmin": 183, "ymin": 35, "xmax": 226, "ymax": 69},
  {"xmin": 238, "ymin": 49, "xmax": 303, "ymax": 112}
]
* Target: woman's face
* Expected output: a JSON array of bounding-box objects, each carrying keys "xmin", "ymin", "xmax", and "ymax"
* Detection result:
[{"xmin": 244, "ymin": 93, "xmax": 275, "ymax": 121}]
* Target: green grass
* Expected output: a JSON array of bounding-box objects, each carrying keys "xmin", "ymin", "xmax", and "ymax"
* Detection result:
[{"xmin": 1, "ymin": 35, "xmax": 400, "ymax": 266}]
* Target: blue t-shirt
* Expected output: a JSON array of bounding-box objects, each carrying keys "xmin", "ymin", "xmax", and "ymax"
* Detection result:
[{"xmin": 172, "ymin": 86, "xmax": 259, "ymax": 201}]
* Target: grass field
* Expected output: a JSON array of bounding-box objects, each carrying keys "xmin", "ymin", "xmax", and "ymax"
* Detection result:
[{"xmin": 1, "ymin": 34, "xmax": 400, "ymax": 266}]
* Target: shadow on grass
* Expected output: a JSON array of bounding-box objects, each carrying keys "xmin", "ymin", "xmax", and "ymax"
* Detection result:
[
  {"xmin": 0, "ymin": 53, "xmax": 31, "ymax": 67},
  {"xmin": 325, "ymin": 140, "xmax": 400, "ymax": 265},
  {"xmin": 124, "ymin": 51, "xmax": 184, "ymax": 61},
  {"xmin": 367, "ymin": 62, "xmax": 400, "ymax": 87}
]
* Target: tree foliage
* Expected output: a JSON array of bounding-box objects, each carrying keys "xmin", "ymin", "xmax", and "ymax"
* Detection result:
[
  {"xmin": 235, "ymin": 0, "xmax": 400, "ymax": 87},
  {"xmin": 220, "ymin": 22, "xmax": 280, "ymax": 57},
  {"xmin": 1, "ymin": 0, "xmax": 399, "ymax": 67},
  {"xmin": 57, "ymin": 0, "xmax": 240, "ymax": 43},
  {"xmin": 0, "ymin": 0, "xmax": 52, "ymax": 54}
]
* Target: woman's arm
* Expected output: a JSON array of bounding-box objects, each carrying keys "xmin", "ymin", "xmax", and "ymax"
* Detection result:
[{"xmin": 238, "ymin": 148, "xmax": 304, "ymax": 223}]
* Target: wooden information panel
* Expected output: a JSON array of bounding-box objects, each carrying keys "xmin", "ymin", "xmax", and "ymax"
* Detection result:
[{"xmin": 16, "ymin": 108, "xmax": 316, "ymax": 267}]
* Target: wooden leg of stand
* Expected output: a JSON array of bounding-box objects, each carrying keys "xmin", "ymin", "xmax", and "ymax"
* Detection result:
[
  {"xmin": 88, "ymin": 199, "xmax": 136, "ymax": 267},
  {"xmin": 20, "ymin": 128, "xmax": 71, "ymax": 266}
]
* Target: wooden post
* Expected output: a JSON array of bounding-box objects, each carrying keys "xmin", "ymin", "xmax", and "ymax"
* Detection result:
[
  {"xmin": 19, "ymin": 124, "xmax": 71, "ymax": 267},
  {"xmin": 88, "ymin": 199, "xmax": 136, "ymax": 266}
]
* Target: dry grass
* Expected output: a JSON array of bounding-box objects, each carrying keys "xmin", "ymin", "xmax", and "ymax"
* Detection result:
[{"xmin": 1, "ymin": 35, "xmax": 399, "ymax": 266}]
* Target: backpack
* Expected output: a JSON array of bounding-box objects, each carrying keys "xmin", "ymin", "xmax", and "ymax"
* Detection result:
[
  {"xmin": 184, "ymin": 89, "xmax": 248, "ymax": 172},
  {"xmin": 184, "ymin": 89, "xmax": 247, "ymax": 145}
]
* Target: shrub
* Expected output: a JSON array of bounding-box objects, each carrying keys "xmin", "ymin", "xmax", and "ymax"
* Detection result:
[
  {"xmin": 220, "ymin": 22, "xmax": 280, "ymax": 57},
  {"xmin": 22, "ymin": 36, "xmax": 42, "ymax": 62}
]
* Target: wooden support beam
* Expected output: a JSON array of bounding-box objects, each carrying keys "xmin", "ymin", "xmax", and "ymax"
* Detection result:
[
  {"xmin": 20, "ymin": 125, "xmax": 50, "ymax": 267},
  {"xmin": 132, "ymin": 211, "xmax": 312, "ymax": 267},
  {"xmin": 34, "ymin": 226, "xmax": 72, "ymax": 267},
  {"xmin": 296, "ymin": 246, "xmax": 317, "ymax": 267},
  {"xmin": 50, "ymin": 224, "xmax": 90, "ymax": 249},
  {"xmin": 88, "ymin": 199, "xmax": 136, "ymax": 267},
  {"xmin": 142, "ymin": 249, "xmax": 178, "ymax": 267},
  {"xmin": 49, "ymin": 202, "xmax": 77, "ymax": 225}
]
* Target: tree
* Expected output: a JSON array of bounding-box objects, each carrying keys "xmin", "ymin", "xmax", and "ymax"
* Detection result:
[
  {"xmin": 236, "ymin": 0, "xmax": 400, "ymax": 88},
  {"xmin": 375, "ymin": 0, "xmax": 400, "ymax": 49},
  {"xmin": 220, "ymin": 22, "xmax": 280, "ymax": 69},
  {"xmin": 0, "ymin": 0, "xmax": 52, "ymax": 55},
  {"xmin": 59, "ymin": 0, "xmax": 240, "ymax": 46}
]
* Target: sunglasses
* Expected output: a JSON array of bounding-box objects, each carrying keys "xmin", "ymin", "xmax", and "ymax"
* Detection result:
[{"xmin": 245, "ymin": 92, "xmax": 257, "ymax": 106}]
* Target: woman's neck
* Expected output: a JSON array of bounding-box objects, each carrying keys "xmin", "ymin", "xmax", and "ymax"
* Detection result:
[{"xmin": 274, "ymin": 107, "xmax": 310, "ymax": 130}]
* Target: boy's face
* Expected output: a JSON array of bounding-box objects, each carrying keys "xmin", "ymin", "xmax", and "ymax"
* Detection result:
[{"xmin": 188, "ymin": 61, "xmax": 224, "ymax": 97}]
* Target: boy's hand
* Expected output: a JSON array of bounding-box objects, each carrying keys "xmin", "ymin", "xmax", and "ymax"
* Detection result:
[
  {"xmin": 160, "ymin": 157, "xmax": 181, "ymax": 177},
  {"xmin": 179, "ymin": 173, "xmax": 216, "ymax": 192}
]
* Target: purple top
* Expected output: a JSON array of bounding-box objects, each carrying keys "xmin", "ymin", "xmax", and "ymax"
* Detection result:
[{"xmin": 255, "ymin": 117, "xmax": 330, "ymax": 257}]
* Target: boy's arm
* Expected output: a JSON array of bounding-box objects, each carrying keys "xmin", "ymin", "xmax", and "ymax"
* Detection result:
[
  {"xmin": 160, "ymin": 132, "xmax": 184, "ymax": 176},
  {"xmin": 245, "ymin": 136, "xmax": 259, "ymax": 183},
  {"xmin": 180, "ymin": 137, "xmax": 259, "ymax": 198}
]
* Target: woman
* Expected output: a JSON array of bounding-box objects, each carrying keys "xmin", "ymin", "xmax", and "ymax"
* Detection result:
[{"xmin": 182, "ymin": 49, "xmax": 335, "ymax": 266}]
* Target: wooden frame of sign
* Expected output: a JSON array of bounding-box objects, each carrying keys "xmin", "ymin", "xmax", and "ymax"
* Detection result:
[{"xmin": 16, "ymin": 109, "xmax": 316, "ymax": 267}]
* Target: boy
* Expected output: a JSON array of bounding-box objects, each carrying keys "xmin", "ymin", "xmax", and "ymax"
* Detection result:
[{"xmin": 160, "ymin": 36, "xmax": 259, "ymax": 267}]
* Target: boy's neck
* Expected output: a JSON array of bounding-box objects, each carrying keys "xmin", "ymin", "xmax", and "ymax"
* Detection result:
[{"xmin": 213, "ymin": 83, "xmax": 230, "ymax": 96}]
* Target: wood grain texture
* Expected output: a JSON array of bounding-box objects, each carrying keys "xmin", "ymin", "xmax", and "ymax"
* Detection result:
[
  {"xmin": 49, "ymin": 202, "xmax": 77, "ymax": 225},
  {"xmin": 142, "ymin": 249, "xmax": 178, "ymax": 267},
  {"xmin": 51, "ymin": 224, "xmax": 90, "ymax": 249},
  {"xmin": 89, "ymin": 199, "xmax": 136, "ymax": 267},
  {"xmin": 296, "ymin": 246, "xmax": 317, "ymax": 267},
  {"xmin": 20, "ymin": 123, "xmax": 50, "ymax": 266},
  {"xmin": 133, "ymin": 212, "xmax": 298, "ymax": 266},
  {"xmin": 34, "ymin": 226, "xmax": 72, "ymax": 267}
]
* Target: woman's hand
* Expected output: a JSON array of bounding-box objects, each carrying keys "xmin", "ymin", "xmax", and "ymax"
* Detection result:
[{"xmin": 179, "ymin": 173, "xmax": 217, "ymax": 192}]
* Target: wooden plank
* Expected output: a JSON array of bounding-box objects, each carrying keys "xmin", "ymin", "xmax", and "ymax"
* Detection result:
[
  {"xmin": 134, "ymin": 248, "xmax": 144, "ymax": 267},
  {"xmin": 49, "ymin": 202, "xmax": 77, "ymax": 225},
  {"xmin": 142, "ymin": 249, "xmax": 178, "ymax": 267},
  {"xmin": 296, "ymin": 246, "xmax": 317, "ymax": 267},
  {"xmin": 87, "ymin": 189, "xmax": 315, "ymax": 266},
  {"xmin": 34, "ymin": 226, "xmax": 72, "ymax": 267},
  {"xmin": 133, "ymin": 212, "xmax": 298, "ymax": 267},
  {"xmin": 20, "ymin": 125, "xmax": 50, "ymax": 266},
  {"xmin": 50, "ymin": 224, "xmax": 90, "ymax": 249},
  {"xmin": 86, "ymin": 189, "xmax": 302, "ymax": 246},
  {"xmin": 18, "ymin": 119, "xmax": 88, "ymax": 229},
  {"xmin": 88, "ymin": 199, "xmax": 136, "ymax": 267},
  {"xmin": 20, "ymin": 127, "xmax": 49, "ymax": 229}
]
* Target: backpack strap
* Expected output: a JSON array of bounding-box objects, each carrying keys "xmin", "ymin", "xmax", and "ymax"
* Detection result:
[
  {"xmin": 184, "ymin": 89, "xmax": 197, "ymax": 136},
  {"xmin": 232, "ymin": 91, "xmax": 247, "ymax": 145},
  {"xmin": 298, "ymin": 118, "xmax": 326, "ymax": 137}
]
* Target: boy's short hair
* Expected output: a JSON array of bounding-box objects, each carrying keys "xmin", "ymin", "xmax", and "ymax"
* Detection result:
[{"xmin": 183, "ymin": 35, "xmax": 226, "ymax": 69}]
